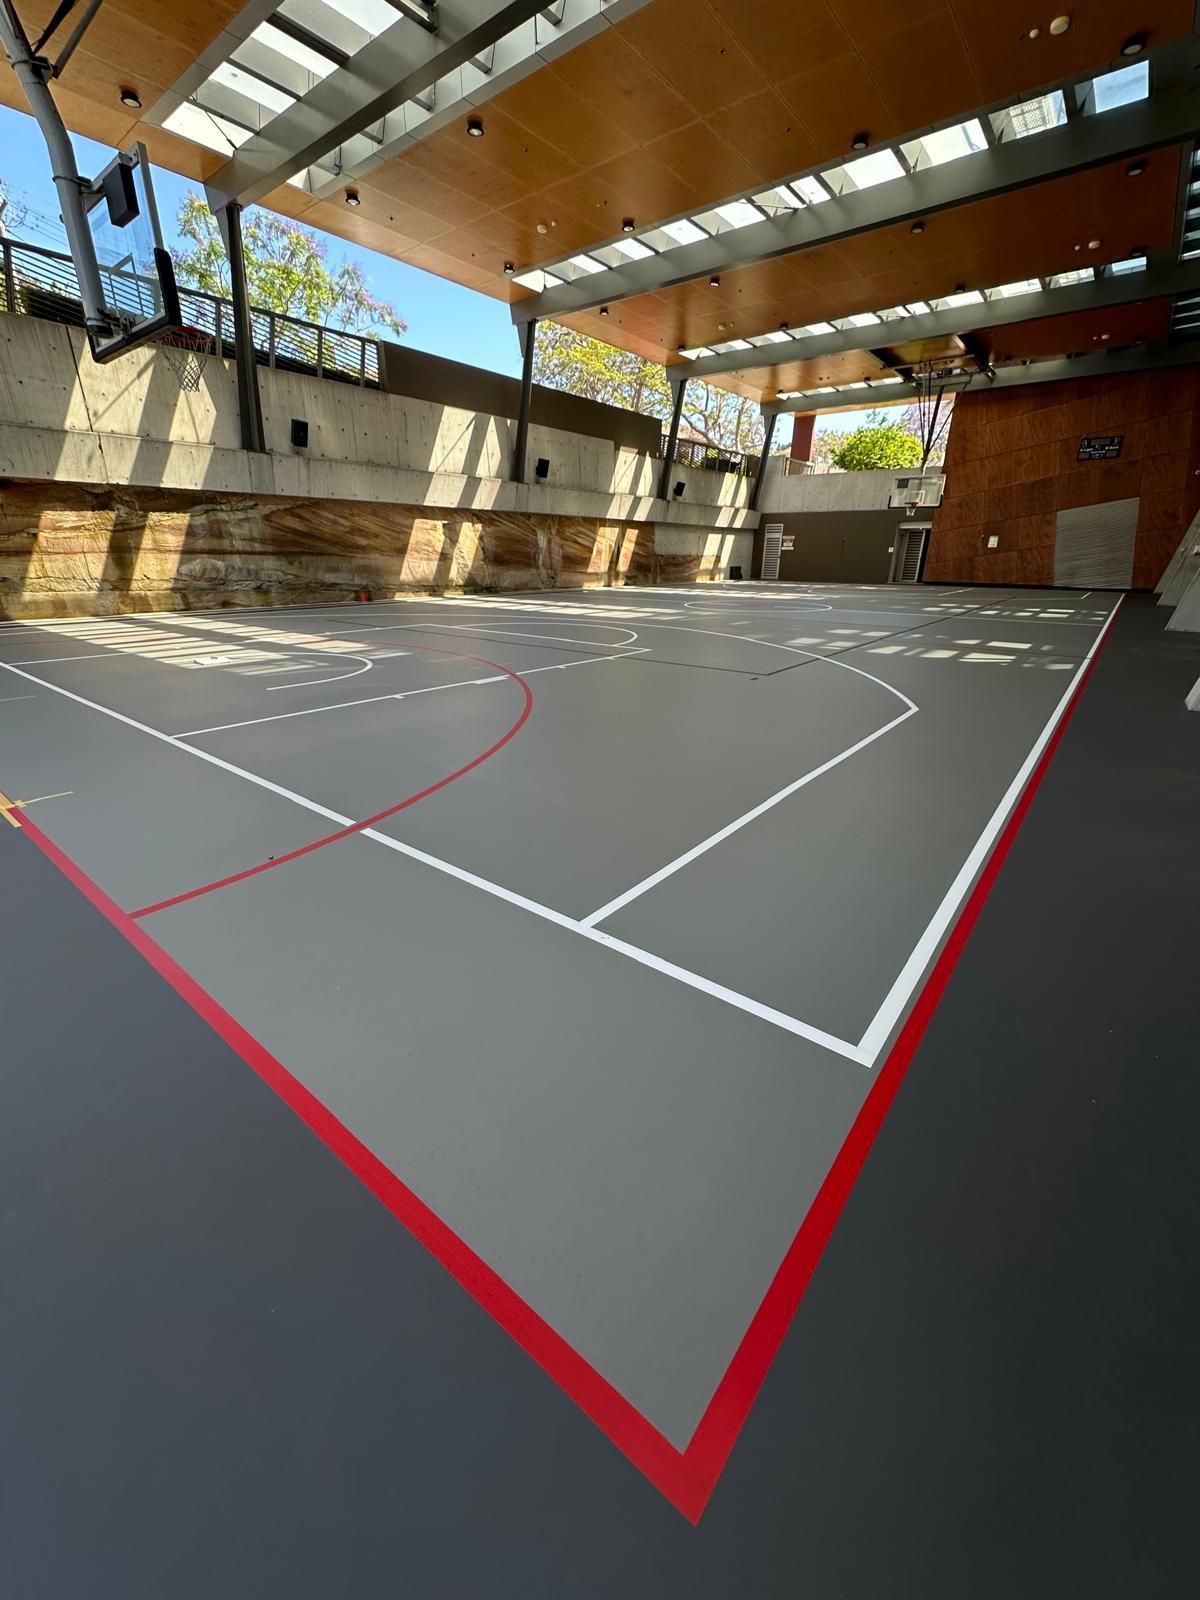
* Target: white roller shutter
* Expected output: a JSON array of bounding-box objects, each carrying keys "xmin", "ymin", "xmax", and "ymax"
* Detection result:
[
  {"xmin": 761, "ymin": 524, "xmax": 783, "ymax": 580},
  {"xmin": 1053, "ymin": 498, "xmax": 1138, "ymax": 589}
]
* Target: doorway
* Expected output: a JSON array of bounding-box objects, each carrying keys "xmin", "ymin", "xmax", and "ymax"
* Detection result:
[{"xmin": 890, "ymin": 522, "xmax": 930, "ymax": 583}]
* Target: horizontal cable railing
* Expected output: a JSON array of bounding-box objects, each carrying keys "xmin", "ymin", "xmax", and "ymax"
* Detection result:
[
  {"xmin": 665, "ymin": 436, "xmax": 759, "ymax": 477},
  {"xmin": 0, "ymin": 235, "xmax": 380, "ymax": 387}
]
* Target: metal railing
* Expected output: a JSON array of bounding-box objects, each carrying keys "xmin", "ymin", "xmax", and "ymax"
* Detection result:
[
  {"xmin": 664, "ymin": 435, "xmax": 759, "ymax": 477},
  {"xmin": 0, "ymin": 235, "xmax": 381, "ymax": 387}
]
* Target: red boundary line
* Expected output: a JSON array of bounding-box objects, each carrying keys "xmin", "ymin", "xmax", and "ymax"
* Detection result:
[
  {"xmin": 130, "ymin": 642, "xmax": 534, "ymax": 918},
  {"xmin": 10, "ymin": 599, "xmax": 1120, "ymax": 1524}
]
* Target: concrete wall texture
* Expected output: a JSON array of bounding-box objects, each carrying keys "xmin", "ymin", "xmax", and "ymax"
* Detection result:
[
  {"xmin": 0, "ymin": 315, "xmax": 752, "ymax": 617},
  {"xmin": 926, "ymin": 366, "xmax": 1200, "ymax": 587}
]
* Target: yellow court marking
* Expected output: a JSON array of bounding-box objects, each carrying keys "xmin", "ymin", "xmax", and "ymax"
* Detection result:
[{"xmin": 0, "ymin": 789, "xmax": 73, "ymax": 825}]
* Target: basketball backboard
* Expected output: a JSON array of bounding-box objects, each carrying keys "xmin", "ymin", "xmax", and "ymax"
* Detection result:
[{"xmin": 83, "ymin": 144, "xmax": 180, "ymax": 362}]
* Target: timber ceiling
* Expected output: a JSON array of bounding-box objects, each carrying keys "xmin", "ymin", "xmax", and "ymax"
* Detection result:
[{"xmin": 0, "ymin": 0, "xmax": 1195, "ymax": 402}]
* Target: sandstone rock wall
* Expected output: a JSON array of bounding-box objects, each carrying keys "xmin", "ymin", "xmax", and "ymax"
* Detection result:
[{"xmin": 0, "ymin": 481, "xmax": 744, "ymax": 619}]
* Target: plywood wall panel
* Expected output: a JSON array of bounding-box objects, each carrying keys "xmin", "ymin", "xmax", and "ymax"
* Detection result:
[{"xmin": 929, "ymin": 365, "xmax": 1200, "ymax": 586}]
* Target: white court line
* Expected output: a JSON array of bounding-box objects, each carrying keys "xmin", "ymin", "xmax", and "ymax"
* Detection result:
[
  {"xmin": 265, "ymin": 654, "xmax": 374, "ymax": 691},
  {"xmin": 175, "ymin": 649, "xmax": 649, "ymax": 737},
  {"xmin": 853, "ymin": 597, "xmax": 1123, "ymax": 1064},
  {"xmin": 0, "ymin": 693, "xmax": 37, "ymax": 703},
  {"xmin": 412, "ymin": 623, "xmax": 641, "ymax": 649},
  {"xmin": 0, "ymin": 652, "xmax": 864, "ymax": 1062},
  {"xmin": 582, "ymin": 705, "xmax": 916, "ymax": 927}
]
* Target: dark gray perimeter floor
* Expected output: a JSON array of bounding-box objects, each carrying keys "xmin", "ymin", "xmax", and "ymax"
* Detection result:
[{"xmin": 2, "ymin": 592, "xmax": 1199, "ymax": 1597}]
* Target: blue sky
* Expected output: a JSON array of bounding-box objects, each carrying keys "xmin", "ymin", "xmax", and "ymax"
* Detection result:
[{"xmin": 0, "ymin": 102, "xmax": 870, "ymax": 432}]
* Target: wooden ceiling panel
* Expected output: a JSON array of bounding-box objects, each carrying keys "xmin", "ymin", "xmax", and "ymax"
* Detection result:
[
  {"xmin": 541, "ymin": 30, "xmax": 696, "ymax": 147},
  {"xmin": 948, "ymin": 0, "xmax": 1195, "ymax": 104},
  {"xmin": 706, "ymin": 90, "xmax": 824, "ymax": 182},
  {"xmin": 617, "ymin": 0, "xmax": 765, "ymax": 117},
  {"xmin": 856, "ymin": 20, "xmax": 986, "ymax": 132},
  {"xmin": 778, "ymin": 52, "xmax": 904, "ymax": 158},
  {"xmin": 706, "ymin": 0, "xmax": 854, "ymax": 80},
  {"xmin": 489, "ymin": 67, "xmax": 638, "ymax": 171},
  {"xmin": 985, "ymin": 299, "xmax": 1175, "ymax": 363},
  {"xmin": 644, "ymin": 121, "xmax": 761, "ymax": 200}
]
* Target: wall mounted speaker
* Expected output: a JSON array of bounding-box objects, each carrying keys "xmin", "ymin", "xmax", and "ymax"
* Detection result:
[
  {"xmin": 535, "ymin": 457, "xmax": 550, "ymax": 479},
  {"xmin": 291, "ymin": 418, "xmax": 309, "ymax": 448},
  {"xmin": 673, "ymin": 481, "xmax": 686, "ymax": 498}
]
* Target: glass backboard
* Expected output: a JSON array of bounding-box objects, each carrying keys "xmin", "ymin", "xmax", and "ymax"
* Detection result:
[{"xmin": 83, "ymin": 143, "xmax": 180, "ymax": 361}]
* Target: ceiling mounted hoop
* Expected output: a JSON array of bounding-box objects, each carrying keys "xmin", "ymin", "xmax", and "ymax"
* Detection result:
[{"xmin": 156, "ymin": 325, "xmax": 212, "ymax": 392}]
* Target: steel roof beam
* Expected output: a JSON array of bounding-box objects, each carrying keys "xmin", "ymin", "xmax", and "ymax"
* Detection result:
[
  {"xmin": 681, "ymin": 258, "xmax": 1200, "ymax": 383},
  {"xmin": 511, "ymin": 52, "xmax": 1200, "ymax": 327},
  {"xmin": 202, "ymin": 1, "xmax": 653, "ymax": 210},
  {"xmin": 769, "ymin": 339, "xmax": 1200, "ymax": 415}
]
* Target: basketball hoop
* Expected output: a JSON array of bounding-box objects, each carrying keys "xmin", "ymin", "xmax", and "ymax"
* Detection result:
[
  {"xmin": 157, "ymin": 326, "xmax": 212, "ymax": 392},
  {"xmin": 903, "ymin": 500, "xmax": 920, "ymax": 519}
]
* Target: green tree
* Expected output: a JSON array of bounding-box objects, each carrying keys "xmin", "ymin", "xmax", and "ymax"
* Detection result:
[
  {"xmin": 532, "ymin": 323, "xmax": 765, "ymax": 454},
  {"xmin": 171, "ymin": 194, "xmax": 406, "ymax": 337},
  {"xmin": 829, "ymin": 421, "xmax": 923, "ymax": 471}
]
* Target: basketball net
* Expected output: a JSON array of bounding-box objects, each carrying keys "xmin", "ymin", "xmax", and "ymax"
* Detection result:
[{"xmin": 157, "ymin": 328, "xmax": 211, "ymax": 392}]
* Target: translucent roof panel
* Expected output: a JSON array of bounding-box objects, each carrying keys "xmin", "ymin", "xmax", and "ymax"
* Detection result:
[
  {"xmin": 246, "ymin": 21, "xmax": 339, "ymax": 80},
  {"xmin": 566, "ymin": 254, "xmax": 604, "ymax": 276},
  {"xmin": 791, "ymin": 175, "xmax": 831, "ymax": 206},
  {"xmin": 802, "ymin": 321, "xmax": 835, "ymax": 335},
  {"xmin": 207, "ymin": 61, "xmax": 295, "ymax": 117},
  {"xmin": 163, "ymin": 101, "xmax": 254, "ymax": 153},
  {"xmin": 512, "ymin": 268, "xmax": 561, "ymax": 291},
  {"xmin": 987, "ymin": 279, "xmax": 1042, "ymax": 299},
  {"xmin": 845, "ymin": 311, "xmax": 881, "ymax": 327},
  {"xmin": 748, "ymin": 329, "xmax": 793, "ymax": 344},
  {"xmin": 902, "ymin": 118, "xmax": 987, "ymax": 170},
  {"xmin": 612, "ymin": 237, "xmax": 654, "ymax": 262},
  {"xmin": 941, "ymin": 290, "xmax": 984, "ymax": 309},
  {"xmin": 277, "ymin": 0, "xmax": 400, "ymax": 55},
  {"xmin": 678, "ymin": 346, "xmax": 714, "ymax": 359},
  {"xmin": 1086, "ymin": 60, "xmax": 1149, "ymax": 114},
  {"xmin": 836, "ymin": 148, "xmax": 907, "ymax": 190},
  {"xmin": 991, "ymin": 91, "xmax": 1067, "ymax": 142},
  {"xmin": 754, "ymin": 185, "xmax": 804, "ymax": 215},
  {"xmin": 1047, "ymin": 267, "xmax": 1094, "ymax": 288},
  {"xmin": 705, "ymin": 200, "xmax": 765, "ymax": 232},
  {"xmin": 1108, "ymin": 252, "xmax": 1148, "ymax": 275}
]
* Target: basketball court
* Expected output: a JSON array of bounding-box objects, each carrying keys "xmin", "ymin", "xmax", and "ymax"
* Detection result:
[{"xmin": 0, "ymin": 580, "xmax": 1119, "ymax": 1517}]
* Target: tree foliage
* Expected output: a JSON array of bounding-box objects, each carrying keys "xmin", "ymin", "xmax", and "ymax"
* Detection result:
[
  {"xmin": 171, "ymin": 194, "xmax": 406, "ymax": 337},
  {"xmin": 829, "ymin": 420, "xmax": 923, "ymax": 471},
  {"xmin": 532, "ymin": 323, "xmax": 765, "ymax": 454}
]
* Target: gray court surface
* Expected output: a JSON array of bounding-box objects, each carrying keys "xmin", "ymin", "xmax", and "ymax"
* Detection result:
[{"xmin": 0, "ymin": 581, "xmax": 1116, "ymax": 1449}]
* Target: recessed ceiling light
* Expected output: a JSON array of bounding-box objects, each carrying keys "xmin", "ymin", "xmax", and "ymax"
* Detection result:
[
  {"xmin": 1121, "ymin": 33, "xmax": 1147, "ymax": 56},
  {"xmin": 536, "ymin": 222, "xmax": 548, "ymax": 234},
  {"xmin": 503, "ymin": 261, "xmax": 514, "ymax": 274},
  {"xmin": 710, "ymin": 275, "xmax": 721, "ymax": 287},
  {"xmin": 621, "ymin": 217, "xmax": 636, "ymax": 233},
  {"xmin": 599, "ymin": 306, "xmax": 609, "ymax": 316},
  {"xmin": 717, "ymin": 322, "xmax": 728, "ymax": 331},
  {"xmin": 1088, "ymin": 238, "xmax": 1101, "ymax": 250},
  {"xmin": 779, "ymin": 321, "xmax": 789, "ymax": 332},
  {"xmin": 910, "ymin": 220, "xmax": 925, "ymax": 235},
  {"xmin": 1101, "ymin": 332, "xmax": 1110, "ymax": 340},
  {"xmin": 466, "ymin": 116, "xmax": 484, "ymax": 137},
  {"xmin": 119, "ymin": 88, "xmax": 142, "ymax": 109},
  {"xmin": 1049, "ymin": 15, "xmax": 1070, "ymax": 35},
  {"xmin": 344, "ymin": 189, "xmax": 360, "ymax": 207},
  {"xmin": 1028, "ymin": 27, "xmax": 1040, "ymax": 39},
  {"xmin": 850, "ymin": 132, "xmax": 869, "ymax": 151},
  {"xmin": 1126, "ymin": 160, "xmax": 1147, "ymax": 176}
]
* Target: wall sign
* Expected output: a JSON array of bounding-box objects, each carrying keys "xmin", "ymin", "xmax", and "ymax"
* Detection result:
[
  {"xmin": 1077, "ymin": 434, "xmax": 1123, "ymax": 461},
  {"xmin": 781, "ymin": 535, "xmax": 795, "ymax": 551}
]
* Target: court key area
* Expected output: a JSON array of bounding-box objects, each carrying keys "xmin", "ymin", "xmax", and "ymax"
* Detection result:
[{"xmin": 0, "ymin": 580, "xmax": 1118, "ymax": 1517}]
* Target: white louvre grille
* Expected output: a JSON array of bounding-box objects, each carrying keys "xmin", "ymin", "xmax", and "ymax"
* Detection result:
[
  {"xmin": 761, "ymin": 523, "xmax": 783, "ymax": 580},
  {"xmin": 1053, "ymin": 498, "xmax": 1137, "ymax": 588}
]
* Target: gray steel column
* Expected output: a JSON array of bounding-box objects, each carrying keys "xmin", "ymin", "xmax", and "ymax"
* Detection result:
[
  {"xmin": 221, "ymin": 202, "xmax": 266, "ymax": 454},
  {"xmin": 658, "ymin": 376, "xmax": 687, "ymax": 502},
  {"xmin": 750, "ymin": 407, "xmax": 778, "ymax": 511},
  {"xmin": 512, "ymin": 318, "xmax": 536, "ymax": 483}
]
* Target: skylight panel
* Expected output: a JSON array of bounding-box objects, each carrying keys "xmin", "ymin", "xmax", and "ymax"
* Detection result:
[
  {"xmin": 277, "ymin": 0, "xmax": 398, "ymax": 55},
  {"xmin": 991, "ymin": 91, "xmax": 1067, "ymax": 142},
  {"xmin": 512, "ymin": 268, "xmax": 561, "ymax": 291},
  {"xmin": 661, "ymin": 218, "xmax": 708, "ymax": 246},
  {"xmin": 1047, "ymin": 267, "xmax": 1094, "ymax": 288},
  {"xmin": 612, "ymin": 237, "xmax": 653, "ymax": 261},
  {"xmin": 904, "ymin": 301, "xmax": 931, "ymax": 315},
  {"xmin": 163, "ymin": 101, "xmax": 253, "ymax": 153},
  {"xmin": 902, "ymin": 118, "xmax": 987, "ymax": 169},
  {"xmin": 942, "ymin": 290, "xmax": 983, "ymax": 309},
  {"xmin": 802, "ymin": 320, "xmax": 835, "ymax": 335},
  {"xmin": 754, "ymin": 185, "xmax": 805, "ymax": 215},
  {"xmin": 1086, "ymin": 60, "xmax": 1149, "ymax": 114},
  {"xmin": 748, "ymin": 330, "xmax": 793, "ymax": 344},
  {"xmin": 207, "ymin": 61, "xmax": 295, "ymax": 116},
  {"xmin": 987, "ymin": 279, "xmax": 1042, "ymax": 299},
  {"xmin": 712, "ymin": 200, "xmax": 764, "ymax": 230},
  {"xmin": 567, "ymin": 254, "xmax": 604, "ymax": 276},
  {"xmin": 1108, "ymin": 252, "xmax": 1147, "ymax": 275},
  {"xmin": 678, "ymin": 346, "xmax": 715, "ymax": 359},
  {"xmin": 845, "ymin": 311, "xmax": 881, "ymax": 327},
  {"xmin": 836, "ymin": 148, "xmax": 906, "ymax": 190},
  {"xmin": 711, "ymin": 338, "xmax": 753, "ymax": 352},
  {"xmin": 791, "ymin": 175, "xmax": 831, "ymax": 205},
  {"xmin": 248, "ymin": 21, "xmax": 338, "ymax": 79}
]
